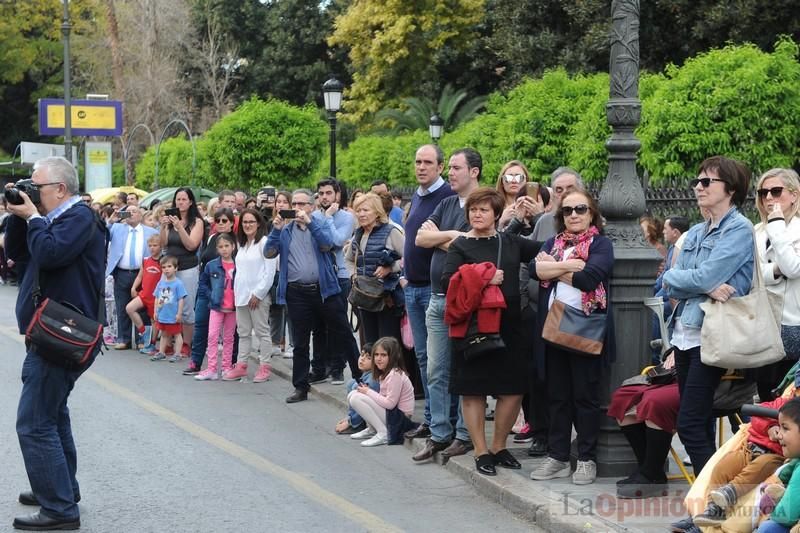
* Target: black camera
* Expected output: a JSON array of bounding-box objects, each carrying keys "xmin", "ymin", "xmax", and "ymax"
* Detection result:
[{"xmin": 5, "ymin": 179, "xmax": 41, "ymax": 205}]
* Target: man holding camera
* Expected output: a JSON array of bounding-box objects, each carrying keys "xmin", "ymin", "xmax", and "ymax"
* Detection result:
[
  {"xmin": 106, "ymin": 205, "xmax": 158, "ymax": 349},
  {"xmin": 265, "ymin": 189, "xmax": 360, "ymax": 403},
  {"xmin": 4, "ymin": 156, "xmax": 106, "ymax": 531}
]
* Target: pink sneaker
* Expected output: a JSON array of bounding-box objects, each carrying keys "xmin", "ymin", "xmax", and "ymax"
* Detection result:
[
  {"xmin": 253, "ymin": 364, "xmax": 271, "ymax": 383},
  {"xmin": 194, "ymin": 369, "xmax": 219, "ymax": 381},
  {"xmin": 222, "ymin": 363, "xmax": 248, "ymax": 381}
]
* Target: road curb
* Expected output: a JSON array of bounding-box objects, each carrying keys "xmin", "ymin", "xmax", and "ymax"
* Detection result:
[{"xmin": 270, "ymin": 357, "xmax": 635, "ymax": 532}]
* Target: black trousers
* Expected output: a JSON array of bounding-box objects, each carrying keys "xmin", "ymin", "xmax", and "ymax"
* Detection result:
[
  {"xmin": 113, "ymin": 268, "xmax": 138, "ymax": 344},
  {"xmin": 546, "ymin": 345, "xmax": 602, "ymax": 462}
]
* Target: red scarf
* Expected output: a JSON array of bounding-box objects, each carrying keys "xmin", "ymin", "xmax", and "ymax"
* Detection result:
[{"xmin": 541, "ymin": 225, "xmax": 607, "ymax": 315}]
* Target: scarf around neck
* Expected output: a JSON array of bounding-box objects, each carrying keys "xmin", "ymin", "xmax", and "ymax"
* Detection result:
[{"xmin": 541, "ymin": 225, "xmax": 607, "ymax": 315}]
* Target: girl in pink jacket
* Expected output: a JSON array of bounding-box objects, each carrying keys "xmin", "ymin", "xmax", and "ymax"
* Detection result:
[{"xmin": 348, "ymin": 337, "xmax": 415, "ymax": 447}]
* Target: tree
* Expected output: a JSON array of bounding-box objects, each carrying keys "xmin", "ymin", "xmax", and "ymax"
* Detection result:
[
  {"xmin": 375, "ymin": 84, "xmax": 486, "ymax": 133},
  {"xmin": 328, "ymin": 0, "xmax": 485, "ymax": 123},
  {"xmin": 200, "ymin": 97, "xmax": 327, "ymax": 190}
]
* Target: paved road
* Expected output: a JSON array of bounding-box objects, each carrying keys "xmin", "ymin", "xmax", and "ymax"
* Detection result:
[{"xmin": 0, "ymin": 285, "xmax": 538, "ymax": 532}]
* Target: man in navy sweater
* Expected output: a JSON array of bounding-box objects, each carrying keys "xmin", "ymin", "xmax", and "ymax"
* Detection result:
[
  {"xmin": 5, "ymin": 156, "xmax": 106, "ymax": 531},
  {"xmin": 401, "ymin": 144, "xmax": 455, "ymax": 439}
]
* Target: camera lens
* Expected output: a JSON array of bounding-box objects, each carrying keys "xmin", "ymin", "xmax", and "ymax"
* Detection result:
[{"xmin": 4, "ymin": 188, "xmax": 22, "ymax": 205}]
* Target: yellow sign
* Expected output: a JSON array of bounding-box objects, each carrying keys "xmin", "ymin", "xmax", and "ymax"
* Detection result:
[{"xmin": 47, "ymin": 104, "xmax": 118, "ymax": 130}]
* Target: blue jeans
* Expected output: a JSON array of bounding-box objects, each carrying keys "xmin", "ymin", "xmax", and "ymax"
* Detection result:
[
  {"xmin": 190, "ymin": 292, "xmax": 211, "ymax": 367},
  {"xmin": 675, "ymin": 346, "xmax": 725, "ymax": 476},
  {"xmin": 16, "ymin": 349, "xmax": 96, "ymax": 520},
  {"xmin": 758, "ymin": 520, "xmax": 790, "ymax": 533},
  {"xmin": 426, "ymin": 294, "xmax": 469, "ymax": 443},
  {"xmin": 404, "ymin": 284, "xmax": 431, "ymax": 426}
]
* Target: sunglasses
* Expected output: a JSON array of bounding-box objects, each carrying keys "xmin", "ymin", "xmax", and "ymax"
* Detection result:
[
  {"xmin": 757, "ymin": 186, "xmax": 785, "ymax": 199},
  {"xmin": 503, "ymin": 174, "xmax": 525, "ymax": 184},
  {"xmin": 215, "ymin": 218, "xmax": 231, "ymax": 223},
  {"xmin": 689, "ymin": 177, "xmax": 726, "ymax": 189},
  {"xmin": 561, "ymin": 204, "xmax": 590, "ymax": 217}
]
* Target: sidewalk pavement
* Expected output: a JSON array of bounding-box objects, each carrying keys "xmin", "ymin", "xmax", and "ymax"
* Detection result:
[{"xmin": 269, "ymin": 355, "xmax": 696, "ymax": 532}]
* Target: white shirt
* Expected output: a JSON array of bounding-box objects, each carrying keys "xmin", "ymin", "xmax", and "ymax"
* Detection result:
[
  {"xmin": 757, "ymin": 217, "xmax": 800, "ymax": 326},
  {"xmin": 234, "ymin": 236, "xmax": 277, "ymax": 307},
  {"xmin": 120, "ymin": 224, "xmax": 145, "ymax": 270},
  {"xmin": 547, "ymin": 245, "xmax": 583, "ymax": 311},
  {"xmin": 416, "ymin": 176, "xmax": 446, "ymax": 197}
]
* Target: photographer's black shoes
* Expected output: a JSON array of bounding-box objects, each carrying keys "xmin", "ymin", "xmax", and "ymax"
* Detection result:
[{"xmin": 13, "ymin": 512, "xmax": 80, "ymax": 531}]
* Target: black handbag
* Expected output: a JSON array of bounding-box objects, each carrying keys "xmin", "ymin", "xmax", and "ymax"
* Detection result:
[
  {"xmin": 451, "ymin": 235, "xmax": 505, "ymax": 361},
  {"xmin": 25, "ymin": 215, "xmax": 107, "ymax": 369},
  {"xmin": 348, "ymin": 241, "xmax": 387, "ymax": 313}
]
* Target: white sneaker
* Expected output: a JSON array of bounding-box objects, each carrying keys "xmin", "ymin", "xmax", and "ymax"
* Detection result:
[
  {"xmin": 194, "ymin": 369, "xmax": 219, "ymax": 381},
  {"xmin": 572, "ymin": 460, "xmax": 597, "ymax": 485},
  {"xmin": 530, "ymin": 457, "xmax": 571, "ymax": 480},
  {"xmin": 351, "ymin": 427, "xmax": 376, "ymax": 440},
  {"xmin": 361, "ymin": 434, "xmax": 388, "ymax": 447}
]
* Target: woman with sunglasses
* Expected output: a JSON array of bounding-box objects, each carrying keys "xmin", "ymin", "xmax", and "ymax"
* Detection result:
[
  {"xmin": 754, "ymin": 168, "xmax": 800, "ymax": 400},
  {"xmin": 529, "ymin": 190, "xmax": 614, "ymax": 486},
  {"xmin": 495, "ymin": 160, "xmax": 543, "ymax": 230},
  {"xmin": 184, "ymin": 208, "xmax": 238, "ymax": 375},
  {"xmin": 661, "ymin": 156, "xmax": 754, "ymax": 485}
]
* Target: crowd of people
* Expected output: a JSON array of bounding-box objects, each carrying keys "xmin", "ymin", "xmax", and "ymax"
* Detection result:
[{"xmin": 6, "ymin": 149, "xmax": 800, "ymax": 533}]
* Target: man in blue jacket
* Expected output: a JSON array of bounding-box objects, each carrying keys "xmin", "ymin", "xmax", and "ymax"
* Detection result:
[
  {"xmin": 106, "ymin": 205, "xmax": 158, "ymax": 349},
  {"xmin": 265, "ymin": 189, "xmax": 360, "ymax": 403},
  {"xmin": 5, "ymin": 156, "xmax": 106, "ymax": 531}
]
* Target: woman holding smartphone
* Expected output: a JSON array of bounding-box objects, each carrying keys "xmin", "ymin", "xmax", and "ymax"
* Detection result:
[{"xmin": 160, "ymin": 187, "xmax": 205, "ymax": 356}]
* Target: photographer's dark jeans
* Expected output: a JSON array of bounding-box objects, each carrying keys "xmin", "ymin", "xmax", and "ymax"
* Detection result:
[
  {"xmin": 674, "ymin": 345, "xmax": 725, "ymax": 476},
  {"xmin": 113, "ymin": 268, "xmax": 137, "ymax": 344},
  {"xmin": 16, "ymin": 349, "xmax": 96, "ymax": 521}
]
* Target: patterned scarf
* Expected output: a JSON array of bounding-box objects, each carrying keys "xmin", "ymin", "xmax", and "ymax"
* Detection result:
[{"xmin": 541, "ymin": 225, "xmax": 607, "ymax": 315}]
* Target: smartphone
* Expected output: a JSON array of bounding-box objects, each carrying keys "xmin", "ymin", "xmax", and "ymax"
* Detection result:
[
  {"xmin": 118, "ymin": 210, "xmax": 132, "ymax": 220},
  {"xmin": 527, "ymin": 182, "xmax": 540, "ymax": 199},
  {"xmin": 278, "ymin": 209, "xmax": 296, "ymax": 219},
  {"xmin": 260, "ymin": 187, "xmax": 276, "ymax": 199},
  {"xmin": 261, "ymin": 206, "xmax": 274, "ymax": 219},
  {"xmin": 165, "ymin": 207, "xmax": 179, "ymax": 217}
]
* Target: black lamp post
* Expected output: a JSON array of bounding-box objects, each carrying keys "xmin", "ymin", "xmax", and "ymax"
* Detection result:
[
  {"xmin": 62, "ymin": 0, "xmax": 73, "ymax": 166},
  {"xmin": 322, "ymin": 76, "xmax": 344, "ymax": 178},
  {"xmin": 429, "ymin": 113, "xmax": 444, "ymax": 143}
]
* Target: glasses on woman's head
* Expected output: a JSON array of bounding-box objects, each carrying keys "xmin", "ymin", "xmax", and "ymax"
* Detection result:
[
  {"xmin": 560, "ymin": 204, "xmax": 590, "ymax": 217},
  {"xmin": 503, "ymin": 174, "xmax": 525, "ymax": 184},
  {"xmin": 757, "ymin": 186, "xmax": 785, "ymax": 199},
  {"xmin": 689, "ymin": 176, "xmax": 726, "ymax": 189}
]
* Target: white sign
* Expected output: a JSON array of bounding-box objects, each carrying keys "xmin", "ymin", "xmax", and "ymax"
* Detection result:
[
  {"xmin": 20, "ymin": 142, "xmax": 78, "ymax": 165},
  {"xmin": 84, "ymin": 141, "xmax": 113, "ymax": 191}
]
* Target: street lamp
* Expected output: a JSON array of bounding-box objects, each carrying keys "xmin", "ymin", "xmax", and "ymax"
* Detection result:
[
  {"xmin": 429, "ymin": 113, "xmax": 444, "ymax": 143},
  {"xmin": 62, "ymin": 0, "xmax": 73, "ymax": 166},
  {"xmin": 322, "ymin": 76, "xmax": 344, "ymax": 178}
]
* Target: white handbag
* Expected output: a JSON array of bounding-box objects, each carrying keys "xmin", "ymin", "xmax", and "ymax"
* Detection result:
[{"xmin": 699, "ymin": 229, "xmax": 785, "ymax": 369}]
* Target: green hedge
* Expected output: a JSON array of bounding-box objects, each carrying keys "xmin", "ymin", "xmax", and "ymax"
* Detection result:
[
  {"xmin": 638, "ymin": 38, "xmax": 800, "ymax": 182},
  {"xmin": 336, "ymin": 39, "xmax": 800, "ymax": 187}
]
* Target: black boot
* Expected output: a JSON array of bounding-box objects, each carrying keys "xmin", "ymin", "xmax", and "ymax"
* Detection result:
[
  {"xmin": 639, "ymin": 427, "xmax": 672, "ymax": 484},
  {"xmin": 617, "ymin": 423, "xmax": 647, "ymax": 486},
  {"xmin": 617, "ymin": 426, "xmax": 672, "ymax": 499}
]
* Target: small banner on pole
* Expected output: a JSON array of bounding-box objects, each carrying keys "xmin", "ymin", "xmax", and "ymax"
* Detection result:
[{"xmin": 38, "ymin": 99, "xmax": 123, "ymax": 136}]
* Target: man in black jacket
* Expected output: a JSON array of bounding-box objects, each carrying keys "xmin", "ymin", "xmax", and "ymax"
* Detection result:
[{"xmin": 5, "ymin": 156, "xmax": 106, "ymax": 531}]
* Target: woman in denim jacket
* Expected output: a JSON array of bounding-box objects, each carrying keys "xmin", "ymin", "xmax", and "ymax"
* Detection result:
[{"xmin": 663, "ymin": 156, "xmax": 754, "ymax": 480}]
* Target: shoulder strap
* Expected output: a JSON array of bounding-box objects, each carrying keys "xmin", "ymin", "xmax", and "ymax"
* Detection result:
[{"xmin": 495, "ymin": 233, "xmax": 503, "ymax": 266}]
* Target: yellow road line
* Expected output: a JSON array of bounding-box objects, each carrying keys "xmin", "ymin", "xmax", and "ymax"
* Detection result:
[{"xmin": 0, "ymin": 327, "xmax": 401, "ymax": 533}]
